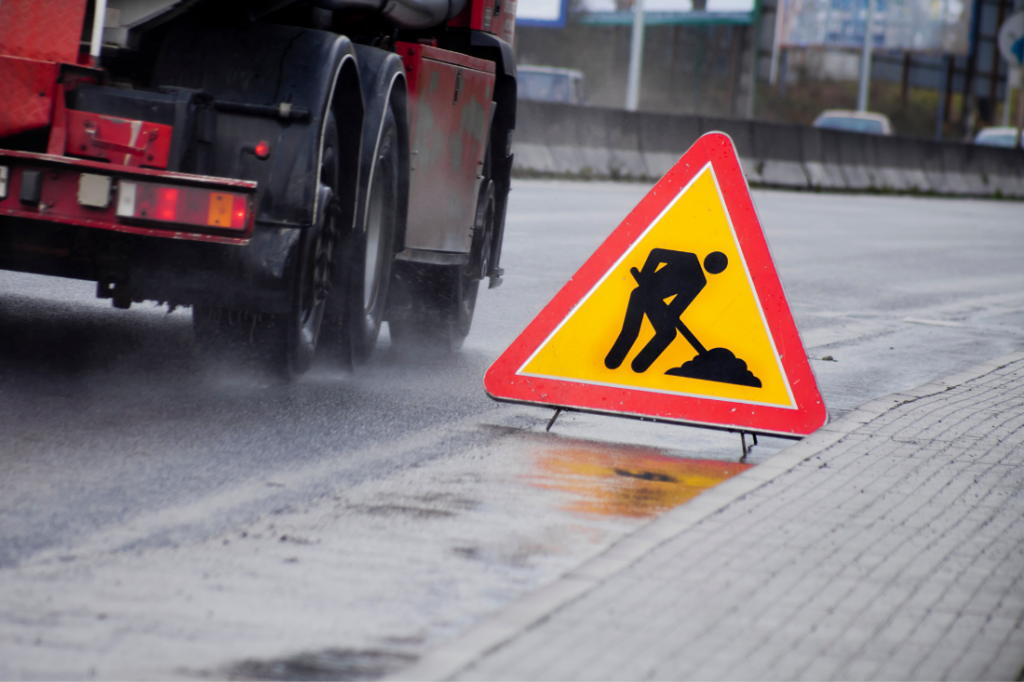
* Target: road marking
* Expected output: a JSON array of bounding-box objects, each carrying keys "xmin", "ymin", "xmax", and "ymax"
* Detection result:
[{"xmin": 902, "ymin": 317, "xmax": 965, "ymax": 328}]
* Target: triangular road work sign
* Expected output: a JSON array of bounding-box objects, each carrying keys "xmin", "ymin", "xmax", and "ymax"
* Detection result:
[{"xmin": 485, "ymin": 132, "xmax": 827, "ymax": 438}]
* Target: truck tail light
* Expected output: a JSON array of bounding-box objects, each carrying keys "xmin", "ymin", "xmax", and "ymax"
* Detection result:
[
  {"xmin": 207, "ymin": 193, "xmax": 249, "ymax": 230},
  {"xmin": 233, "ymin": 197, "xmax": 247, "ymax": 229},
  {"xmin": 117, "ymin": 180, "xmax": 250, "ymax": 231},
  {"xmin": 157, "ymin": 188, "xmax": 178, "ymax": 221}
]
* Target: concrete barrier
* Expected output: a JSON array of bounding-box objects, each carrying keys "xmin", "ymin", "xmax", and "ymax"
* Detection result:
[
  {"xmin": 639, "ymin": 111, "xmax": 700, "ymax": 178},
  {"xmin": 835, "ymin": 129, "xmax": 875, "ymax": 190},
  {"xmin": 943, "ymin": 144, "xmax": 986, "ymax": 196},
  {"xmin": 972, "ymin": 144, "xmax": 1024, "ymax": 197},
  {"xmin": 871, "ymin": 135, "xmax": 912, "ymax": 192},
  {"xmin": 512, "ymin": 101, "xmax": 1024, "ymax": 199},
  {"xmin": 750, "ymin": 120, "xmax": 807, "ymax": 188},
  {"xmin": 603, "ymin": 108, "xmax": 647, "ymax": 179},
  {"xmin": 878, "ymin": 137, "xmax": 931, "ymax": 192},
  {"xmin": 918, "ymin": 140, "xmax": 949, "ymax": 194},
  {"xmin": 801, "ymin": 127, "xmax": 846, "ymax": 190}
]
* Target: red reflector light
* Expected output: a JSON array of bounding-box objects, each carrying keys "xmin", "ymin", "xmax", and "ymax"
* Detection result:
[
  {"xmin": 254, "ymin": 141, "xmax": 270, "ymax": 159},
  {"xmin": 157, "ymin": 188, "xmax": 178, "ymax": 221}
]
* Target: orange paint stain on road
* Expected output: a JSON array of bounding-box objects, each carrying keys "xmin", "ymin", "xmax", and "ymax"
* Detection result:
[{"xmin": 528, "ymin": 438, "xmax": 751, "ymax": 519}]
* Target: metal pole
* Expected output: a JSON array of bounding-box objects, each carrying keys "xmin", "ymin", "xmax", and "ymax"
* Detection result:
[
  {"xmin": 1004, "ymin": 66, "xmax": 1015, "ymax": 126},
  {"xmin": 1017, "ymin": 81, "xmax": 1024, "ymax": 141},
  {"xmin": 769, "ymin": 0, "xmax": 786, "ymax": 84},
  {"xmin": 988, "ymin": 0, "xmax": 1009, "ymax": 119},
  {"xmin": 779, "ymin": 49, "xmax": 788, "ymax": 95},
  {"xmin": 959, "ymin": 0, "xmax": 982, "ymax": 137},
  {"xmin": 746, "ymin": 0, "xmax": 764, "ymax": 119},
  {"xmin": 936, "ymin": 55, "xmax": 950, "ymax": 139},
  {"xmin": 90, "ymin": 0, "xmax": 109, "ymax": 62},
  {"xmin": 857, "ymin": 0, "xmax": 876, "ymax": 111},
  {"xmin": 625, "ymin": 0, "xmax": 646, "ymax": 112},
  {"xmin": 1011, "ymin": 0, "xmax": 1024, "ymax": 129},
  {"xmin": 900, "ymin": 52, "xmax": 911, "ymax": 109}
]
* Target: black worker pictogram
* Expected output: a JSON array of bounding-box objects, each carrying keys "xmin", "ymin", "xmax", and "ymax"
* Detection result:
[{"xmin": 604, "ymin": 248, "xmax": 762, "ymax": 388}]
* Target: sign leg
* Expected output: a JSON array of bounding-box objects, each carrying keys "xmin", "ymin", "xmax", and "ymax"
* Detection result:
[{"xmin": 546, "ymin": 408, "xmax": 563, "ymax": 432}]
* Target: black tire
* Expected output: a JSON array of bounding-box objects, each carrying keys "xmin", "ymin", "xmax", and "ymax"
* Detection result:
[
  {"xmin": 192, "ymin": 113, "xmax": 340, "ymax": 380},
  {"xmin": 471, "ymin": 181, "xmax": 495, "ymax": 281},
  {"xmin": 328, "ymin": 108, "xmax": 398, "ymax": 366},
  {"xmin": 388, "ymin": 180, "xmax": 494, "ymax": 353},
  {"xmin": 279, "ymin": 110, "xmax": 342, "ymax": 378}
]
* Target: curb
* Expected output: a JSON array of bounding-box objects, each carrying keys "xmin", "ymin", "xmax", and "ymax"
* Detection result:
[{"xmin": 388, "ymin": 349, "xmax": 1024, "ymax": 681}]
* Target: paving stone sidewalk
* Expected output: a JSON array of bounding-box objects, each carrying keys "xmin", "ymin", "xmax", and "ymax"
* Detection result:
[{"xmin": 396, "ymin": 352, "xmax": 1024, "ymax": 681}]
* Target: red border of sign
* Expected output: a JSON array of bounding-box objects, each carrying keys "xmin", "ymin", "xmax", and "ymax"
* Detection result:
[{"xmin": 484, "ymin": 132, "xmax": 828, "ymax": 438}]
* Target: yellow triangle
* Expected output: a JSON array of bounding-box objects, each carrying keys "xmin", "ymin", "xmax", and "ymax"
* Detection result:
[{"xmin": 520, "ymin": 164, "xmax": 795, "ymax": 409}]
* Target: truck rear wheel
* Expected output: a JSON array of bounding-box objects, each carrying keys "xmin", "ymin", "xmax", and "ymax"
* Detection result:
[
  {"xmin": 282, "ymin": 111, "xmax": 342, "ymax": 377},
  {"xmin": 331, "ymin": 108, "xmax": 398, "ymax": 365}
]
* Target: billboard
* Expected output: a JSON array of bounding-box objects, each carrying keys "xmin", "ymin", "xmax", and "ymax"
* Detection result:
[{"xmin": 779, "ymin": 0, "xmax": 971, "ymax": 54}]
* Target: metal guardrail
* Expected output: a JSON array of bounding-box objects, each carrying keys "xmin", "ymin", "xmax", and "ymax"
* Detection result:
[{"xmin": 512, "ymin": 101, "xmax": 1024, "ymax": 198}]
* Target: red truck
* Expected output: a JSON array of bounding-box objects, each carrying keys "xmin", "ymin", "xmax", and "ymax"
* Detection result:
[{"xmin": 0, "ymin": 0, "xmax": 516, "ymax": 378}]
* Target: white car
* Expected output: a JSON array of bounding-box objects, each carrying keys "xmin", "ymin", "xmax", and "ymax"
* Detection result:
[
  {"xmin": 812, "ymin": 110, "xmax": 893, "ymax": 135},
  {"xmin": 973, "ymin": 126, "xmax": 1021, "ymax": 148},
  {"xmin": 517, "ymin": 66, "xmax": 587, "ymax": 105}
]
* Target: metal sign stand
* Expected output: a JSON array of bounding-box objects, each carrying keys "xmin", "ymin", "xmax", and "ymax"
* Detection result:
[
  {"xmin": 740, "ymin": 431, "xmax": 759, "ymax": 462},
  {"xmin": 543, "ymin": 407, "xmax": 761, "ymax": 462},
  {"xmin": 546, "ymin": 408, "xmax": 563, "ymax": 432}
]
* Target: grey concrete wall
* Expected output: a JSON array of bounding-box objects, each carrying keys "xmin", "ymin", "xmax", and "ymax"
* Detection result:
[{"xmin": 512, "ymin": 101, "xmax": 1024, "ymax": 198}]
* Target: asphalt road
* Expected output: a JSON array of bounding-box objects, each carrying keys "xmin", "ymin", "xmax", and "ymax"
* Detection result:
[{"xmin": 1, "ymin": 182, "xmax": 1022, "ymax": 679}]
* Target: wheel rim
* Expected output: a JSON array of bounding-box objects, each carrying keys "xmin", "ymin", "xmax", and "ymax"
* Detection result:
[
  {"xmin": 295, "ymin": 118, "xmax": 338, "ymax": 359},
  {"xmin": 363, "ymin": 168, "xmax": 385, "ymax": 315},
  {"xmin": 299, "ymin": 222, "xmax": 331, "ymax": 348}
]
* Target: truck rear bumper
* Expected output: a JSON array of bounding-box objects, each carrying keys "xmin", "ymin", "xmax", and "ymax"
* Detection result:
[
  {"xmin": 126, "ymin": 226, "xmax": 301, "ymax": 314},
  {"xmin": 0, "ymin": 150, "xmax": 305, "ymax": 313},
  {"xmin": 0, "ymin": 213, "xmax": 300, "ymax": 314},
  {"xmin": 0, "ymin": 149, "xmax": 258, "ymax": 245}
]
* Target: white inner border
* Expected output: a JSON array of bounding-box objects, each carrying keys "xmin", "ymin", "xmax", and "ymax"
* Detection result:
[{"xmin": 517, "ymin": 162, "xmax": 798, "ymax": 410}]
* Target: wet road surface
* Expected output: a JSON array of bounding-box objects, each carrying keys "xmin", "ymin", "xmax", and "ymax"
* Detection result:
[{"xmin": 1, "ymin": 182, "xmax": 1022, "ymax": 678}]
